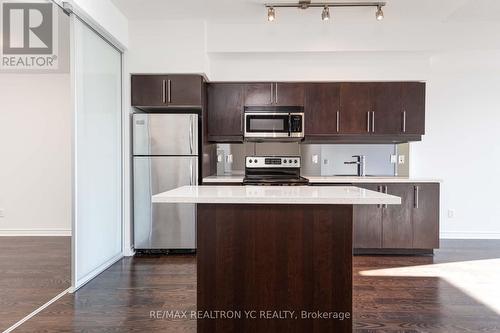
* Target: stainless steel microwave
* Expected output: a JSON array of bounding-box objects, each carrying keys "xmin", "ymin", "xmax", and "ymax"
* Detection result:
[{"xmin": 244, "ymin": 106, "xmax": 304, "ymax": 141}]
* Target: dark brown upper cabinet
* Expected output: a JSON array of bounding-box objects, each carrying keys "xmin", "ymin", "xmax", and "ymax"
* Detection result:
[
  {"xmin": 335, "ymin": 82, "xmax": 425, "ymax": 138},
  {"xmin": 131, "ymin": 75, "xmax": 167, "ymax": 107},
  {"xmin": 305, "ymin": 83, "xmax": 340, "ymax": 136},
  {"xmin": 131, "ymin": 74, "xmax": 203, "ymax": 109},
  {"xmin": 243, "ymin": 83, "xmax": 304, "ymax": 106},
  {"xmin": 339, "ymin": 83, "xmax": 373, "ymax": 134},
  {"xmin": 275, "ymin": 83, "xmax": 304, "ymax": 106},
  {"xmin": 167, "ymin": 75, "xmax": 203, "ymax": 107},
  {"xmin": 401, "ymin": 82, "xmax": 425, "ymax": 135},
  {"xmin": 372, "ymin": 82, "xmax": 425, "ymax": 136},
  {"xmin": 372, "ymin": 82, "xmax": 404, "ymax": 135},
  {"xmin": 207, "ymin": 83, "xmax": 245, "ymax": 142},
  {"xmin": 205, "ymin": 80, "xmax": 425, "ymax": 143},
  {"xmin": 244, "ymin": 83, "xmax": 273, "ymax": 106}
]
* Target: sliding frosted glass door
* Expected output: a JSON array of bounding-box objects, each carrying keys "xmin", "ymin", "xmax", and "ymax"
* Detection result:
[{"xmin": 71, "ymin": 16, "xmax": 122, "ymax": 290}]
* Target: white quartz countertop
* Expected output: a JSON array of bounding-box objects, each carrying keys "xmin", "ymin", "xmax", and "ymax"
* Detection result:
[
  {"xmin": 202, "ymin": 175, "xmax": 441, "ymax": 184},
  {"xmin": 152, "ymin": 185, "xmax": 401, "ymax": 205}
]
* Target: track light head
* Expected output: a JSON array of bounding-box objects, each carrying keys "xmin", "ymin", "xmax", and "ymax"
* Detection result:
[
  {"xmin": 321, "ymin": 6, "xmax": 330, "ymax": 21},
  {"xmin": 268, "ymin": 7, "xmax": 276, "ymax": 21},
  {"xmin": 375, "ymin": 5, "xmax": 384, "ymax": 21}
]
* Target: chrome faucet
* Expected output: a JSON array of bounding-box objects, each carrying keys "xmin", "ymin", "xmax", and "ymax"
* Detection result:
[{"xmin": 344, "ymin": 155, "xmax": 366, "ymax": 177}]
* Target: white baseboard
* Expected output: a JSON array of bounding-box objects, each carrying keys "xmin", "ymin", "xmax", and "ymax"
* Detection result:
[
  {"xmin": 0, "ymin": 229, "xmax": 71, "ymax": 236},
  {"xmin": 440, "ymin": 231, "xmax": 500, "ymax": 239}
]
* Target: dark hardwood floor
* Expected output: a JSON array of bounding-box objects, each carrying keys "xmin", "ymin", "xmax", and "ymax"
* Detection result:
[
  {"xmin": 0, "ymin": 236, "xmax": 71, "ymax": 332},
  {"xmin": 16, "ymin": 240, "xmax": 500, "ymax": 333}
]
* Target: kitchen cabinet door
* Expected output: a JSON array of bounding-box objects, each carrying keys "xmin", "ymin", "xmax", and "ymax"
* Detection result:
[
  {"xmin": 382, "ymin": 184, "xmax": 413, "ymax": 248},
  {"xmin": 412, "ymin": 183, "xmax": 439, "ymax": 249},
  {"xmin": 244, "ymin": 83, "xmax": 273, "ymax": 106},
  {"xmin": 207, "ymin": 83, "xmax": 244, "ymax": 139},
  {"xmin": 372, "ymin": 82, "xmax": 403, "ymax": 134},
  {"xmin": 339, "ymin": 83, "xmax": 373, "ymax": 134},
  {"xmin": 275, "ymin": 83, "xmax": 305, "ymax": 106},
  {"xmin": 353, "ymin": 184, "xmax": 383, "ymax": 248},
  {"xmin": 401, "ymin": 82, "xmax": 425, "ymax": 135},
  {"xmin": 131, "ymin": 75, "xmax": 168, "ymax": 107},
  {"xmin": 304, "ymin": 83, "xmax": 340, "ymax": 136},
  {"xmin": 167, "ymin": 74, "xmax": 203, "ymax": 107}
]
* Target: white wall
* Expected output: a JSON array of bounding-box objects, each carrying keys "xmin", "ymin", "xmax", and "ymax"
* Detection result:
[
  {"xmin": 126, "ymin": 16, "xmax": 500, "ymax": 239},
  {"xmin": 0, "ymin": 74, "xmax": 71, "ymax": 235},
  {"xmin": 412, "ymin": 51, "xmax": 500, "ymax": 239},
  {"xmin": 53, "ymin": 0, "xmax": 129, "ymax": 49},
  {"xmin": 127, "ymin": 19, "xmax": 208, "ymax": 74}
]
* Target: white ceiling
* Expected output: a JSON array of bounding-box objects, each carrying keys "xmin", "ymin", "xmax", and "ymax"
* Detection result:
[{"xmin": 111, "ymin": 0, "xmax": 500, "ymax": 23}]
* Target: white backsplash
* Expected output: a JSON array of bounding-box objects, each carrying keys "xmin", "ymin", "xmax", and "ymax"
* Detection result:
[
  {"xmin": 217, "ymin": 142, "xmax": 408, "ymax": 177},
  {"xmin": 305, "ymin": 144, "xmax": 396, "ymax": 176}
]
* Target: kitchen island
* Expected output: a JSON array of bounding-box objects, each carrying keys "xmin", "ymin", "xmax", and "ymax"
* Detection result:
[{"xmin": 153, "ymin": 186, "xmax": 400, "ymax": 333}]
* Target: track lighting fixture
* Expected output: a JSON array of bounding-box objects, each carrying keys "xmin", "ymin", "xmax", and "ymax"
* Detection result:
[
  {"xmin": 265, "ymin": 1, "xmax": 386, "ymax": 22},
  {"xmin": 321, "ymin": 6, "xmax": 330, "ymax": 21},
  {"xmin": 268, "ymin": 7, "xmax": 276, "ymax": 21},
  {"xmin": 375, "ymin": 5, "xmax": 384, "ymax": 21}
]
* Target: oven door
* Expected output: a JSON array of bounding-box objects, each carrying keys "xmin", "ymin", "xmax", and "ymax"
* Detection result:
[{"xmin": 244, "ymin": 112, "xmax": 290, "ymax": 138}]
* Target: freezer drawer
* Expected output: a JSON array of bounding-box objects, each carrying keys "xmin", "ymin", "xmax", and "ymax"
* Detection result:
[
  {"xmin": 133, "ymin": 156, "xmax": 198, "ymax": 249},
  {"xmin": 133, "ymin": 113, "xmax": 198, "ymax": 156}
]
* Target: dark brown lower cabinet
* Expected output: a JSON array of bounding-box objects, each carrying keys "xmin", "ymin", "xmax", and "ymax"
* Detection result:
[
  {"xmin": 412, "ymin": 183, "xmax": 440, "ymax": 249},
  {"xmin": 382, "ymin": 184, "xmax": 413, "ymax": 248},
  {"xmin": 353, "ymin": 184, "xmax": 383, "ymax": 248},
  {"xmin": 353, "ymin": 183, "xmax": 439, "ymax": 252}
]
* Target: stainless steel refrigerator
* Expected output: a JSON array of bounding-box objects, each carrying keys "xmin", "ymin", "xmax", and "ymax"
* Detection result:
[{"xmin": 133, "ymin": 113, "xmax": 198, "ymax": 250}]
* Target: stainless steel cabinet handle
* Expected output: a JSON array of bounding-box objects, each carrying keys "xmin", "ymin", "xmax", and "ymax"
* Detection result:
[
  {"xmin": 367, "ymin": 112, "xmax": 371, "ymax": 132},
  {"xmin": 167, "ymin": 79, "xmax": 172, "ymax": 103},
  {"xmin": 162, "ymin": 80, "xmax": 166, "ymax": 103},
  {"xmin": 275, "ymin": 83, "xmax": 278, "ymax": 104},
  {"xmin": 336, "ymin": 111, "xmax": 340, "ymax": 133},
  {"xmin": 270, "ymin": 83, "xmax": 274, "ymax": 104},
  {"xmin": 371, "ymin": 111, "xmax": 375, "ymax": 133},
  {"xmin": 402, "ymin": 110, "xmax": 407, "ymax": 133},
  {"xmin": 414, "ymin": 185, "xmax": 419, "ymax": 208}
]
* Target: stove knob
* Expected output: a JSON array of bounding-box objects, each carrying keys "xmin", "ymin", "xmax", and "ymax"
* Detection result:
[
  {"xmin": 249, "ymin": 159, "xmax": 252, "ymax": 163},
  {"xmin": 283, "ymin": 159, "xmax": 287, "ymax": 163},
  {"xmin": 254, "ymin": 159, "xmax": 258, "ymax": 163},
  {"xmin": 289, "ymin": 159, "xmax": 293, "ymax": 163},
  {"xmin": 294, "ymin": 159, "xmax": 298, "ymax": 164}
]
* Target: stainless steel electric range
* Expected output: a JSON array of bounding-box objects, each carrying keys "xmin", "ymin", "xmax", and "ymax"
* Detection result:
[{"xmin": 243, "ymin": 156, "xmax": 309, "ymax": 186}]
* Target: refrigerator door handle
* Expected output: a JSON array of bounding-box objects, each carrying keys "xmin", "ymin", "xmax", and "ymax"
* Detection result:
[
  {"xmin": 189, "ymin": 116, "xmax": 194, "ymax": 155},
  {"xmin": 189, "ymin": 161, "xmax": 194, "ymax": 185}
]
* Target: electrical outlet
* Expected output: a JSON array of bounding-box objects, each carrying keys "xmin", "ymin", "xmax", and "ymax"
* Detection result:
[
  {"xmin": 448, "ymin": 209, "xmax": 455, "ymax": 218},
  {"xmin": 323, "ymin": 158, "xmax": 329, "ymax": 165},
  {"xmin": 0, "ymin": 209, "xmax": 4, "ymax": 218},
  {"xmin": 312, "ymin": 154, "xmax": 319, "ymax": 164},
  {"xmin": 398, "ymin": 155, "xmax": 405, "ymax": 164},
  {"xmin": 390, "ymin": 155, "xmax": 397, "ymax": 164}
]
